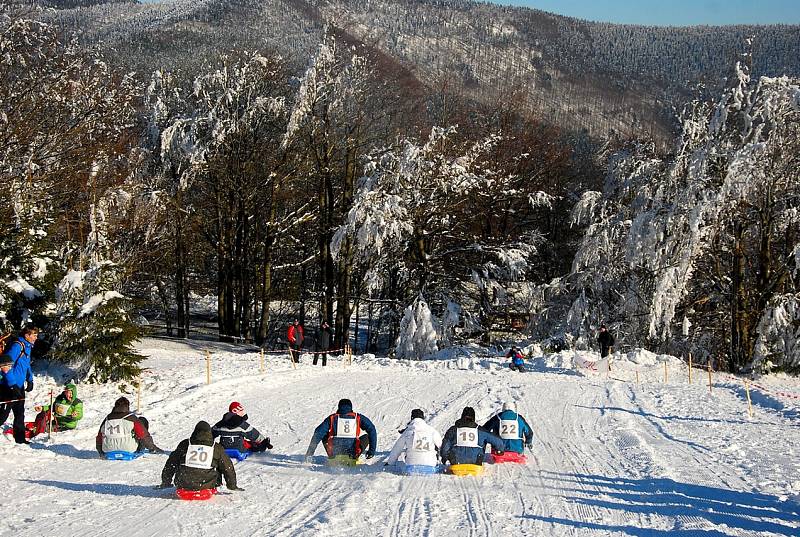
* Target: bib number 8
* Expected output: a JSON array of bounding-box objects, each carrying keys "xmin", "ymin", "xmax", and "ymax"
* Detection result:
[{"xmin": 336, "ymin": 418, "xmax": 357, "ymax": 438}]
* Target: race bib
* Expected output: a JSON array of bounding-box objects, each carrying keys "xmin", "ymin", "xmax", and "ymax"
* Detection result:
[
  {"xmin": 411, "ymin": 432, "xmax": 433, "ymax": 452},
  {"xmin": 184, "ymin": 444, "xmax": 213, "ymax": 469},
  {"xmin": 456, "ymin": 427, "xmax": 479, "ymax": 448},
  {"xmin": 55, "ymin": 403, "xmax": 71, "ymax": 417},
  {"xmin": 499, "ymin": 419, "xmax": 520, "ymax": 440},
  {"xmin": 336, "ymin": 417, "xmax": 357, "ymax": 438},
  {"xmin": 104, "ymin": 419, "xmax": 129, "ymax": 439}
]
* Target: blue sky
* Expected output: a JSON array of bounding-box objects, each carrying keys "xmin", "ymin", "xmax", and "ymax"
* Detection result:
[{"xmin": 495, "ymin": 0, "xmax": 800, "ymax": 26}]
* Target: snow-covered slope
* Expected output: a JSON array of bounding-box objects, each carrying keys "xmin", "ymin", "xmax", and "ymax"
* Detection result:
[{"xmin": 1, "ymin": 338, "xmax": 798, "ymax": 536}]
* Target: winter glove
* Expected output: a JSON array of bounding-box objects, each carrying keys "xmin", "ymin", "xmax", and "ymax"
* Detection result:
[
  {"xmin": 365, "ymin": 452, "xmax": 374, "ymax": 459},
  {"xmin": 25, "ymin": 380, "xmax": 34, "ymax": 392},
  {"xmin": 264, "ymin": 438, "xmax": 273, "ymax": 450},
  {"xmin": 526, "ymin": 443, "xmax": 534, "ymax": 452},
  {"xmin": 228, "ymin": 485, "xmax": 245, "ymax": 491},
  {"xmin": 154, "ymin": 483, "xmax": 172, "ymax": 490}
]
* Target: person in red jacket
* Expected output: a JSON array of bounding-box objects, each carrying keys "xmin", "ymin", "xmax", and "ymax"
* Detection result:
[{"xmin": 287, "ymin": 319, "xmax": 304, "ymax": 364}]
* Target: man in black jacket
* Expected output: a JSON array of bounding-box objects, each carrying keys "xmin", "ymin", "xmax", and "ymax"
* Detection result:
[
  {"xmin": 598, "ymin": 325, "xmax": 615, "ymax": 358},
  {"xmin": 212, "ymin": 401, "xmax": 272, "ymax": 452},
  {"xmin": 159, "ymin": 421, "xmax": 241, "ymax": 492}
]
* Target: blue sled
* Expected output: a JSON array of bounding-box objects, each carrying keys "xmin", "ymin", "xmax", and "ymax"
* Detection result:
[
  {"xmin": 402, "ymin": 464, "xmax": 440, "ymax": 475},
  {"xmin": 224, "ymin": 449, "xmax": 250, "ymax": 462},
  {"xmin": 105, "ymin": 451, "xmax": 143, "ymax": 461}
]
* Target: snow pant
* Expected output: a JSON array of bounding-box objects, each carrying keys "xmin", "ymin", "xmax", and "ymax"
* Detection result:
[
  {"xmin": 136, "ymin": 416, "xmax": 151, "ymax": 452},
  {"xmin": 600, "ymin": 345, "xmax": 611, "ymax": 358},
  {"xmin": 313, "ymin": 351, "xmax": 327, "ymax": 366},
  {"xmin": 289, "ymin": 343, "xmax": 302, "ymax": 364},
  {"xmin": 243, "ymin": 438, "xmax": 270, "ymax": 453},
  {"xmin": 509, "ymin": 363, "xmax": 524, "ymax": 372},
  {"xmin": 0, "ymin": 387, "xmax": 27, "ymax": 443}
]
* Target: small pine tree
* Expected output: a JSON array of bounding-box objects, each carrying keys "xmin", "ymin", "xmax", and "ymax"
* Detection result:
[{"xmin": 52, "ymin": 261, "xmax": 143, "ymax": 382}]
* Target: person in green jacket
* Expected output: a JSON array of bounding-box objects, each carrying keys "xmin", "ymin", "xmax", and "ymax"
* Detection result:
[{"xmin": 31, "ymin": 383, "xmax": 83, "ymax": 436}]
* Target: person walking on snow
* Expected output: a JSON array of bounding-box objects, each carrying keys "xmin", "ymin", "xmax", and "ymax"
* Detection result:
[
  {"xmin": 96, "ymin": 396, "xmax": 163, "ymax": 455},
  {"xmin": 441, "ymin": 407, "xmax": 505, "ymax": 466},
  {"xmin": 384, "ymin": 409, "xmax": 442, "ymax": 469},
  {"xmin": 212, "ymin": 401, "xmax": 273, "ymax": 453},
  {"xmin": 507, "ymin": 346, "xmax": 526, "ymax": 372},
  {"xmin": 482, "ymin": 401, "xmax": 533, "ymax": 454},
  {"xmin": 159, "ymin": 420, "xmax": 242, "ymax": 492},
  {"xmin": 598, "ymin": 325, "xmax": 615, "ymax": 358},
  {"xmin": 0, "ymin": 326, "xmax": 38, "ymax": 444},
  {"xmin": 315, "ymin": 321, "xmax": 332, "ymax": 366},
  {"xmin": 32, "ymin": 383, "xmax": 83, "ymax": 436},
  {"xmin": 305, "ymin": 398, "xmax": 377, "ymax": 463},
  {"xmin": 288, "ymin": 319, "xmax": 304, "ymax": 364}
]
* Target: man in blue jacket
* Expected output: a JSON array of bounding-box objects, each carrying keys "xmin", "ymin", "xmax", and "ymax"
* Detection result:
[
  {"xmin": 482, "ymin": 401, "xmax": 533, "ymax": 454},
  {"xmin": 304, "ymin": 398, "xmax": 377, "ymax": 463},
  {"xmin": 0, "ymin": 327, "xmax": 37, "ymax": 444},
  {"xmin": 441, "ymin": 406, "xmax": 505, "ymax": 466}
]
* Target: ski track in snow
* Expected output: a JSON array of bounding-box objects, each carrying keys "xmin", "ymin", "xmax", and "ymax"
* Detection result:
[{"xmin": 1, "ymin": 339, "xmax": 799, "ymax": 536}]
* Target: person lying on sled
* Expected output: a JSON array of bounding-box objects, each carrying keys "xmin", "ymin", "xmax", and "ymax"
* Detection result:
[
  {"xmin": 441, "ymin": 406, "xmax": 504, "ymax": 466},
  {"xmin": 482, "ymin": 401, "xmax": 533, "ymax": 454},
  {"xmin": 212, "ymin": 401, "xmax": 273, "ymax": 453},
  {"xmin": 32, "ymin": 383, "xmax": 83, "ymax": 436},
  {"xmin": 384, "ymin": 408, "xmax": 442, "ymax": 469},
  {"xmin": 158, "ymin": 420, "xmax": 241, "ymax": 492},
  {"xmin": 304, "ymin": 398, "xmax": 377, "ymax": 463}
]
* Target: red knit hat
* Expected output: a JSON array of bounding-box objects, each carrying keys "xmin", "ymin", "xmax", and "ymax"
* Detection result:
[{"xmin": 229, "ymin": 401, "xmax": 245, "ymax": 414}]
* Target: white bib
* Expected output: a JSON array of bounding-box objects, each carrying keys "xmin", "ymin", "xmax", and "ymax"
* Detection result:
[
  {"xmin": 411, "ymin": 432, "xmax": 433, "ymax": 453},
  {"xmin": 184, "ymin": 444, "xmax": 213, "ymax": 469},
  {"xmin": 104, "ymin": 419, "xmax": 129, "ymax": 439},
  {"xmin": 456, "ymin": 427, "xmax": 479, "ymax": 448},
  {"xmin": 336, "ymin": 417, "xmax": 357, "ymax": 439},
  {"xmin": 55, "ymin": 402, "xmax": 71, "ymax": 417},
  {"xmin": 499, "ymin": 418, "xmax": 520, "ymax": 440}
]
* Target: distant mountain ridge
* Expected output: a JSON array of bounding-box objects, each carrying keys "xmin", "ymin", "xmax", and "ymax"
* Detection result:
[{"xmin": 32, "ymin": 0, "xmax": 800, "ymax": 139}]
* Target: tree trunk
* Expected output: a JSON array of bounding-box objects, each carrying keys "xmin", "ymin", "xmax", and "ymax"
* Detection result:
[{"xmin": 730, "ymin": 222, "xmax": 749, "ymax": 372}]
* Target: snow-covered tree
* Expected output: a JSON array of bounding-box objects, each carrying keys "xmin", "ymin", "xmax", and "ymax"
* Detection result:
[{"xmin": 395, "ymin": 295, "xmax": 438, "ymax": 360}]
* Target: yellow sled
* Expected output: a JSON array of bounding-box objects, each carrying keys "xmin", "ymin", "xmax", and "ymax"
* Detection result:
[
  {"xmin": 327, "ymin": 454, "xmax": 363, "ymax": 467},
  {"xmin": 448, "ymin": 464, "xmax": 484, "ymax": 476}
]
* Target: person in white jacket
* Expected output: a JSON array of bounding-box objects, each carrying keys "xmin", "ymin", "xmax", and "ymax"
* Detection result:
[{"xmin": 384, "ymin": 409, "xmax": 443, "ymax": 469}]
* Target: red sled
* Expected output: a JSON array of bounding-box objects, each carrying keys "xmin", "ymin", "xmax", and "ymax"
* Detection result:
[
  {"xmin": 3, "ymin": 421, "xmax": 36, "ymax": 440},
  {"xmin": 489, "ymin": 451, "xmax": 527, "ymax": 464},
  {"xmin": 176, "ymin": 488, "xmax": 217, "ymax": 501}
]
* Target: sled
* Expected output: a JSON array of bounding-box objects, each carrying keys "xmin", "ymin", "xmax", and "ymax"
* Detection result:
[
  {"xmin": 402, "ymin": 464, "xmax": 440, "ymax": 476},
  {"xmin": 176, "ymin": 488, "xmax": 217, "ymax": 501},
  {"xmin": 105, "ymin": 450, "xmax": 144, "ymax": 461},
  {"xmin": 448, "ymin": 463, "xmax": 484, "ymax": 476},
  {"xmin": 488, "ymin": 451, "xmax": 527, "ymax": 464},
  {"xmin": 225, "ymin": 448, "xmax": 250, "ymax": 462},
  {"xmin": 2, "ymin": 421, "xmax": 35, "ymax": 440},
  {"xmin": 327, "ymin": 454, "xmax": 363, "ymax": 467}
]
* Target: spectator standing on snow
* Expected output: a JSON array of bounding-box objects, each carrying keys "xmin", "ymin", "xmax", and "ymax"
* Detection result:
[
  {"xmin": 598, "ymin": 325, "xmax": 615, "ymax": 358},
  {"xmin": 0, "ymin": 326, "xmax": 38, "ymax": 444},
  {"xmin": 159, "ymin": 420, "xmax": 241, "ymax": 492},
  {"xmin": 315, "ymin": 321, "xmax": 332, "ymax": 366},
  {"xmin": 96, "ymin": 396, "xmax": 163, "ymax": 455},
  {"xmin": 288, "ymin": 319, "xmax": 304, "ymax": 364},
  {"xmin": 212, "ymin": 401, "xmax": 273, "ymax": 453}
]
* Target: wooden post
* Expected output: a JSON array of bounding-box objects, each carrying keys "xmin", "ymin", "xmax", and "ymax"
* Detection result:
[
  {"xmin": 136, "ymin": 379, "xmax": 142, "ymax": 412},
  {"xmin": 608, "ymin": 348, "xmax": 613, "ymax": 372},
  {"xmin": 289, "ymin": 346, "xmax": 297, "ymax": 370},
  {"xmin": 635, "ymin": 370, "xmax": 640, "ymax": 387},
  {"xmin": 205, "ymin": 350, "xmax": 212, "ymax": 385},
  {"xmin": 348, "ymin": 344, "xmax": 352, "ymax": 366},
  {"xmin": 47, "ymin": 390, "xmax": 54, "ymax": 441},
  {"xmin": 745, "ymin": 380, "xmax": 753, "ymax": 417},
  {"xmin": 707, "ymin": 362, "xmax": 713, "ymax": 393},
  {"xmin": 664, "ymin": 361, "xmax": 668, "ymax": 383},
  {"xmin": 688, "ymin": 353, "xmax": 693, "ymax": 385},
  {"xmin": 259, "ymin": 348, "xmax": 265, "ymax": 373}
]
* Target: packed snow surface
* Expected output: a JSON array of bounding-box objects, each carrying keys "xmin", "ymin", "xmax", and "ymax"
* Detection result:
[{"xmin": 1, "ymin": 339, "xmax": 799, "ymax": 536}]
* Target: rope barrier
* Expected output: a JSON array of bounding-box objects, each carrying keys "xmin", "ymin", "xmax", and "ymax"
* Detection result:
[{"xmin": 717, "ymin": 373, "xmax": 800, "ymax": 401}]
